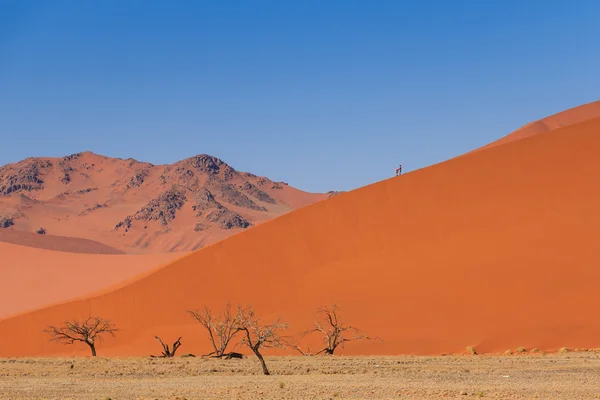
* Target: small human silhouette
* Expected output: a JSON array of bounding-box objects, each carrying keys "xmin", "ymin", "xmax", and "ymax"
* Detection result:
[{"xmin": 395, "ymin": 165, "xmax": 402, "ymax": 176}]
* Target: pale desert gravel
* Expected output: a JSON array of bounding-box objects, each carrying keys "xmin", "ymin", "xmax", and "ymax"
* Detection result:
[{"xmin": 1, "ymin": 353, "xmax": 599, "ymax": 399}]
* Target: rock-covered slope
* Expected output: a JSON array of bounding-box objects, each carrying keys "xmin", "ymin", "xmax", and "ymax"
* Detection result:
[{"xmin": 0, "ymin": 152, "xmax": 329, "ymax": 253}]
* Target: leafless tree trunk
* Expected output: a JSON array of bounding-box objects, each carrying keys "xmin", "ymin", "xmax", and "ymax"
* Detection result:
[
  {"xmin": 153, "ymin": 336, "xmax": 182, "ymax": 357},
  {"xmin": 236, "ymin": 305, "xmax": 288, "ymax": 375},
  {"xmin": 44, "ymin": 316, "xmax": 118, "ymax": 356},
  {"xmin": 306, "ymin": 304, "xmax": 380, "ymax": 355},
  {"xmin": 188, "ymin": 301, "xmax": 243, "ymax": 358}
]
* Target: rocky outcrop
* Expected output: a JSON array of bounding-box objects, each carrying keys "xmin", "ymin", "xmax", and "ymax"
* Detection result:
[
  {"xmin": 114, "ymin": 216, "xmax": 132, "ymax": 232},
  {"xmin": 0, "ymin": 216, "xmax": 14, "ymax": 228},
  {"xmin": 54, "ymin": 187, "xmax": 98, "ymax": 200},
  {"xmin": 191, "ymin": 188, "xmax": 223, "ymax": 216},
  {"xmin": 195, "ymin": 208, "xmax": 251, "ymax": 231},
  {"xmin": 133, "ymin": 186, "xmax": 187, "ymax": 226},
  {"xmin": 75, "ymin": 187, "xmax": 98, "ymax": 195},
  {"xmin": 62, "ymin": 153, "xmax": 83, "ymax": 163},
  {"xmin": 208, "ymin": 181, "xmax": 266, "ymax": 211},
  {"xmin": 57, "ymin": 157, "xmax": 77, "ymax": 185},
  {"xmin": 239, "ymin": 182, "xmax": 276, "ymax": 204},
  {"xmin": 126, "ymin": 169, "xmax": 149, "ymax": 189},
  {"xmin": 206, "ymin": 208, "xmax": 251, "ymax": 229},
  {"xmin": 166, "ymin": 155, "xmax": 237, "ymax": 189},
  {"xmin": 78, "ymin": 203, "xmax": 108, "ymax": 216},
  {"xmin": 0, "ymin": 159, "xmax": 52, "ymax": 196},
  {"xmin": 116, "ymin": 186, "xmax": 187, "ymax": 230}
]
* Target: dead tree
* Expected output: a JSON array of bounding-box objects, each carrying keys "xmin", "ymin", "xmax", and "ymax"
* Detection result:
[
  {"xmin": 236, "ymin": 305, "xmax": 288, "ymax": 375},
  {"xmin": 288, "ymin": 336, "xmax": 315, "ymax": 356},
  {"xmin": 188, "ymin": 301, "xmax": 244, "ymax": 358},
  {"xmin": 153, "ymin": 336, "xmax": 182, "ymax": 357},
  {"xmin": 44, "ymin": 316, "xmax": 118, "ymax": 356},
  {"xmin": 308, "ymin": 304, "xmax": 379, "ymax": 355}
]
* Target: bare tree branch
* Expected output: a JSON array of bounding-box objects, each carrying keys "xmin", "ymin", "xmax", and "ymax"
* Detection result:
[
  {"xmin": 305, "ymin": 304, "xmax": 381, "ymax": 355},
  {"xmin": 236, "ymin": 305, "xmax": 288, "ymax": 375},
  {"xmin": 152, "ymin": 336, "xmax": 182, "ymax": 357},
  {"xmin": 44, "ymin": 316, "xmax": 118, "ymax": 356},
  {"xmin": 188, "ymin": 301, "xmax": 243, "ymax": 358},
  {"xmin": 287, "ymin": 336, "xmax": 315, "ymax": 356}
]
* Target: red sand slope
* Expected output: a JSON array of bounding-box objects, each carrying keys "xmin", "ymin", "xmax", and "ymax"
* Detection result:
[
  {"xmin": 2, "ymin": 115, "xmax": 600, "ymax": 357},
  {"xmin": 0, "ymin": 230, "xmax": 124, "ymax": 254},
  {"xmin": 472, "ymin": 100, "xmax": 600, "ymax": 152},
  {"xmin": 0, "ymin": 242, "xmax": 184, "ymax": 319}
]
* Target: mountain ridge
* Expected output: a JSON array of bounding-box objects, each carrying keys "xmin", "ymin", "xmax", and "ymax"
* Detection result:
[{"xmin": 0, "ymin": 151, "xmax": 330, "ymax": 253}]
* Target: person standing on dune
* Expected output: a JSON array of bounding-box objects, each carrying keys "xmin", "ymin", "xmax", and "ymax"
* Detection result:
[{"xmin": 395, "ymin": 165, "xmax": 402, "ymax": 176}]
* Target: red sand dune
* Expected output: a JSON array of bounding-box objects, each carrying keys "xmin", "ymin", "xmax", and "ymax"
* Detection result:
[
  {"xmin": 0, "ymin": 242, "xmax": 184, "ymax": 319},
  {"xmin": 0, "ymin": 230, "xmax": 124, "ymax": 254},
  {"xmin": 1, "ymin": 108, "xmax": 600, "ymax": 357},
  {"xmin": 471, "ymin": 99, "xmax": 600, "ymax": 152}
]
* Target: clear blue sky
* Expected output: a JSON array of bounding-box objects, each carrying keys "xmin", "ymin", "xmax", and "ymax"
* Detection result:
[{"xmin": 1, "ymin": 0, "xmax": 599, "ymax": 192}]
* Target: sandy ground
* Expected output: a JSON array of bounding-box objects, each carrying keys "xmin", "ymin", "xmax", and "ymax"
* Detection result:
[{"xmin": 0, "ymin": 354, "xmax": 599, "ymax": 399}]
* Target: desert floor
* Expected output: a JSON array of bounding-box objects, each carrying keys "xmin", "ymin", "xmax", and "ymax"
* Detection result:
[{"xmin": 1, "ymin": 353, "xmax": 599, "ymax": 399}]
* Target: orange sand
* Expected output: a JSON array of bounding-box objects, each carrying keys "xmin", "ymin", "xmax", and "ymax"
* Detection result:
[
  {"xmin": 1, "ymin": 106, "xmax": 600, "ymax": 357},
  {"xmin": 473, "ymin": 99, "xmax": 600, "ymax": 151},
  {"xmin": 0, "ymin": 242, "xmax": 183, "ymax": 319},
  {"xmin": 0, "ymin": 230, "xmax": 124, "ymax": 254}
]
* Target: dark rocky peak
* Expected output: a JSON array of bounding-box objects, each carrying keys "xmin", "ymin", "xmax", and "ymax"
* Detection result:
[
  {"xmin": 187, "ymin": 154, "xmax": 225, "ymax": 171},
  {"xmin": 172, "ymin": 154, "xmax": 236, "ymax": 180},
  {"xmin": 125, "ymin": 157, "xmax": 154, "ymax": 168},
  {"xmin": 61, "ymin": 152, "xmax": 84, "ymax": 163}
]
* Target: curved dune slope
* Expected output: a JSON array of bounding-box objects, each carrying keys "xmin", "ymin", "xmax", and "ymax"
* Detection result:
[
  {"xmin": 0, "ymin": 230, "xmax": 124, "ymax": 254},
  {"xmin": 0, "ymin": 242, "xmax": 184, "ymax": 319},
  {"xmin": 472, "ymin": 100, "xmax": 600, "ymax": 152},
  {"xmin": 2, "ymin": 117, "xmax": 600, "ymax": 357}
]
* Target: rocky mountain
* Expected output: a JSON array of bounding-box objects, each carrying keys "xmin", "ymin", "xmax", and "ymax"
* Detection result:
[{"xmin": 0, "ymin": 152, "xmax": 330, "ymax": 253}]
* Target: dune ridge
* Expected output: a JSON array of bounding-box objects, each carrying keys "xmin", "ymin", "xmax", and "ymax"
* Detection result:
[
  {"xmin": 1, "ymin": 109, "xmax": 600, "ymax": 357},
  {"xmin": 0, "ymin": 230, "xmax": 124, "ymax": 254},
  {"xmin": 471, "ymin": 99, "xmax": 600, "ymax": 152}
]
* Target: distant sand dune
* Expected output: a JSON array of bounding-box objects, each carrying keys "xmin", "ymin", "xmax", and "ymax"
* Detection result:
[
  {"xmin": 0, "ymin": 242, "xmax": 183, "ymax": 319},
  {"xmin": 0, "ymin": 230, "xmax": 124, "ymax": 254}
]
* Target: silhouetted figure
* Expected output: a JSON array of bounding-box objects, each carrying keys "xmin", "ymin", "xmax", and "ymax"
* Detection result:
[{"xmin": 395, "ymin": 165, "xmax": 402, "ymax": 176}]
